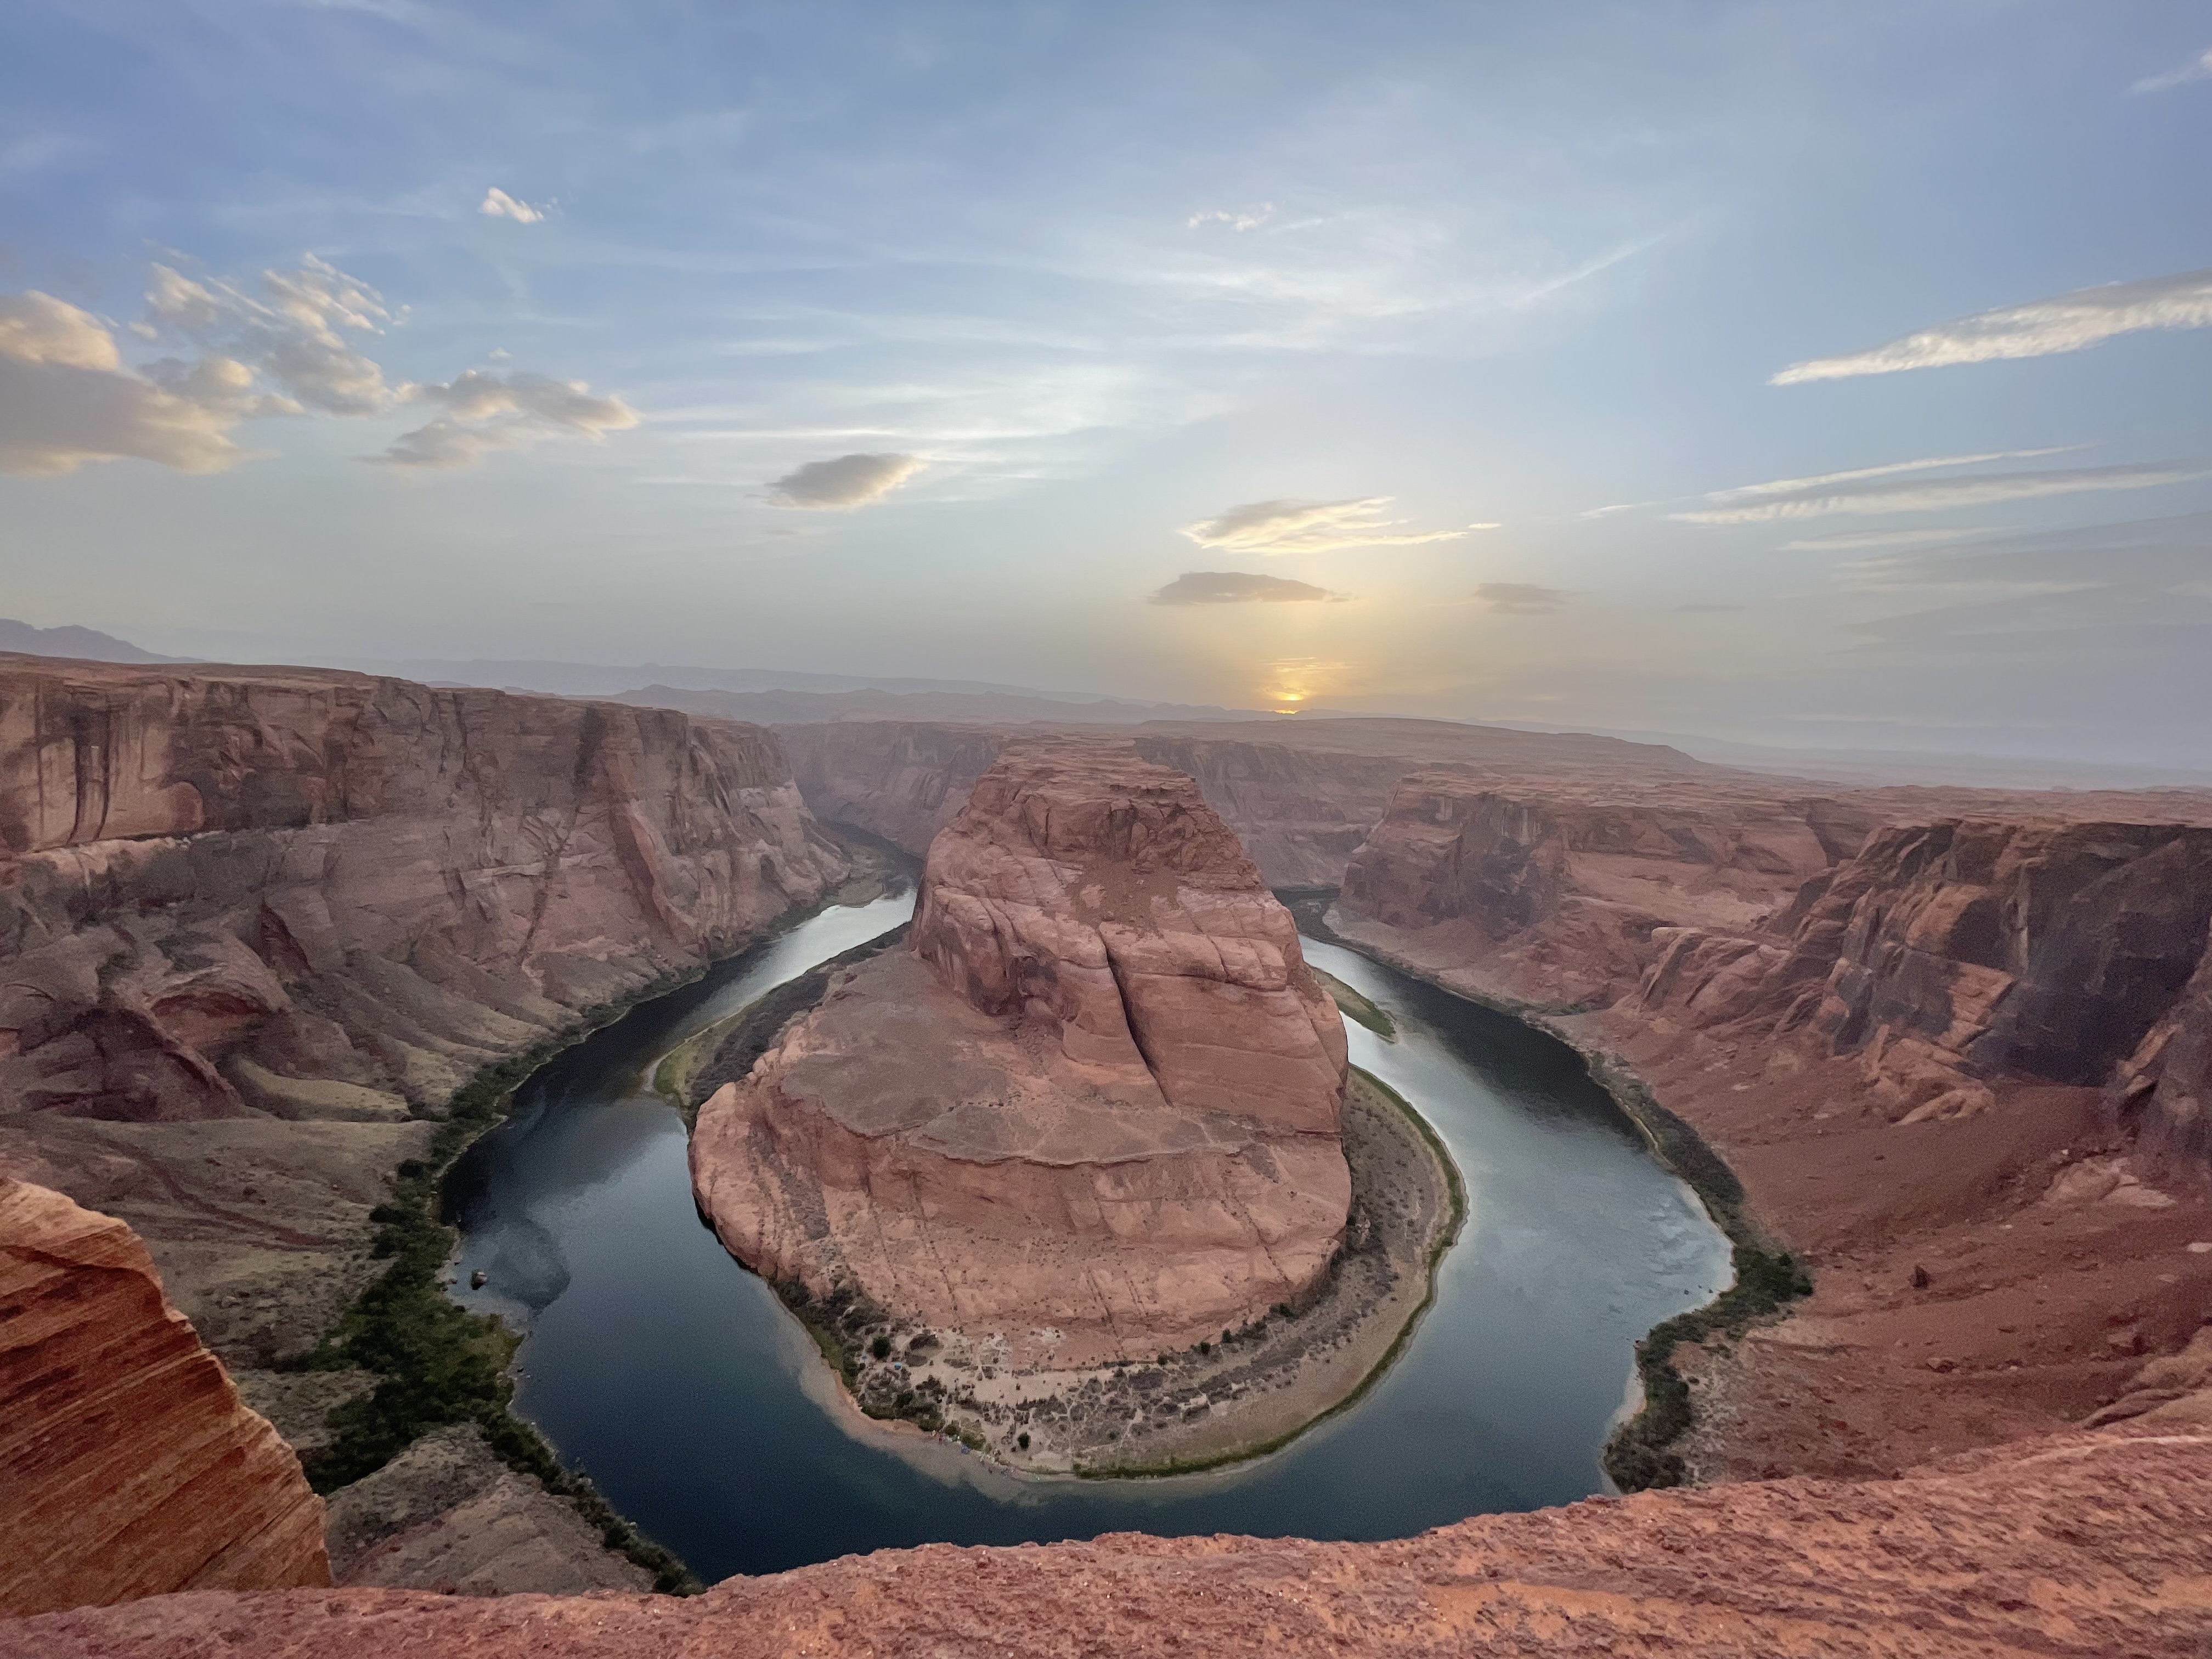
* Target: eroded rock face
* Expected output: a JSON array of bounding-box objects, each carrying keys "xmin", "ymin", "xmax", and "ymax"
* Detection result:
[
  {"xmin": 0, "ymin": 1180, "xmax": 329, "ymax": 1617},
  {"xmin": 0, "ymin": 658, "xmax": 847, "ymax": 1126},
  {"xmin": 12, "ymin": 1404, "xmax": 2212, "ymax": 1657},
  {"xmin": 1630, "ymin": 819, "xmax": 2212, "ymax": 1127},
  {"xmin": 1333, "ymin": 770, "xmax": 1867, "ymax": 1008},
  {"xmin": 692, "ymin": 738, "xmax": 1348, "ymax": 1366}
]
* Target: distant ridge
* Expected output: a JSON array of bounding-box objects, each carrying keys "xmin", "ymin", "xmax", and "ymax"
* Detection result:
[{"xmin": 0, "ymin": 619, "xmax": 183, "ymax": 664}]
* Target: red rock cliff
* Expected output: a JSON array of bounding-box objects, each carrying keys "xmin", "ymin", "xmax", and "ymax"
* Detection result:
[
  {"xmin": 0, "ymin": 1178, "xmax": 329, "ymax": 1617},
  {"xmin": 691, "ymin": 738, "xmax": 1348, "ymax": 1367},
  {"xmin": 0, "ymin": 657, "xmax": 847, "ymax": 1126}
]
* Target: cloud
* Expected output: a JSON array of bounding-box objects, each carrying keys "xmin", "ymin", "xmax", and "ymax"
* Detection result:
[
  {"xmin": 2131, "ymin": 48, "xmax": 2212, "ymax": 94},
  {"xmin": 1149, "ymin": 571, "xmax": 1343, "ymax": 605},
  {"xmin": 479, "ymin": 186, "xmax": 546, "ymax": 224},
  {"xmin": 1773, "ymin": 268, "xmax": 2212, "ymax": 383},
  {"xmin": 766, "ymin": 452, "xmax": 925, "ymax": 509},
  {"xmin": 145, "ymin": 255, "xmax": 402, "ymax": 416},
  {"xmin": 1474, "ymin": 582, "xmax": 1568, "ymax": 613},
  {"xmin": 1181, "ymin": 496, "xmax": 1492, "ymax": 556},
  {"xmin": 1187, "ymin": 205, "xmax": 1274, "ymax": 232},
  {"xmin": 1676, "ymin": 603, "xmax": 1745, "ymax": 613},
  {"xmin": 1835, "ymin": 510, "xmax": 2212, "ymax": 594},
  {"xmin": 0, "ymin": 291, "xmax": 253, "ymax": 475},
  {"xmin": 375, "ymin": 370, "xmax": 640, "ymax": 467},
  {"xmin": 1671, "ymin": 462, "xmax": 2205, "ymax": 524},
  {"xmin": 1779, "ymin": 527, "xmax": 1999, "ymax": 552}
]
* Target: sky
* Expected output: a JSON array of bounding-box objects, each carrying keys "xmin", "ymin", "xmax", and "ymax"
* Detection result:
[{"xmin": 1, "ymin": 1, "xmax": 2208, "ymax": 766}]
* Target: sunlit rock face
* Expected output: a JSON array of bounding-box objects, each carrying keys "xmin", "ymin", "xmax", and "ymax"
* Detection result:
[
  {"xmin": 0, "ymin": 1178, "xmax": 330, "ymax": 1617},
  {"xmin": 692, "ymin": 738, "xmax": 1350, "ymax": 1368}
]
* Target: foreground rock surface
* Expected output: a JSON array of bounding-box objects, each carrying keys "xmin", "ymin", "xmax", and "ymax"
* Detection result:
[
  {"xmin": 692, "ymin": 738, "xmax": 1349, "ymax": 1373},
  {"xmin": 12, "ymin": 1401, "xmax": 2212, "ymax": 1657},
  {"xmin": 0, "ymin": 1179, "xmax": 328, "ymax": 1617}
]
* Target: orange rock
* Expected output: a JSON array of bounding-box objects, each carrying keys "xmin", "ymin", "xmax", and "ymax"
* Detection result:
[
  {"xmin": 0, "ymin": 1179, "xmax": 329, "ymax": 1617},
  {"xmin": 692, "ymin": 738, "xmax": 1349, "ymax": 1367},
  {"xmin": 10, "ymin": 1408, "xmax": 2212, "ymax": 1657}
]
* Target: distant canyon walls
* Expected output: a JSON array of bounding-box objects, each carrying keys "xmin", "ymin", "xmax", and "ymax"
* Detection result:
[
  {"xmin": 0, "ymin": 659, "xmax": 848, "ymax": 1125},
  {"xmin": 1325, "ymin": 766, "xmax": 2212, "ymax": 1175},
  {"xmin": 0, "ymin": 1179, "xmax": 329, "ymax": 1617}
]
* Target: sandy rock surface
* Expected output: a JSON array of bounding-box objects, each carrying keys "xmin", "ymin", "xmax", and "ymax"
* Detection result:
[
  {"xmin": 693, "ymin": 738, "xmax": 1350, "ymax": 1368},
  {"xmin": 11, "ymin": 1404, "xmax": 2212, "ymax": 1657},
  {"xmin": 0, "ymin": 1180, "xmax": 329, "ymax": 1617}
]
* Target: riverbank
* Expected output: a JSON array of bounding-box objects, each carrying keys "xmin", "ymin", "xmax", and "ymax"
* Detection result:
[
  {"xmin": 727, "ymin": 1063, "xmax": 1463, "ymax": 1479},
  {"xmin": 1285, "ymin": 893, "xmax": 1809, "ymax": 1492}
]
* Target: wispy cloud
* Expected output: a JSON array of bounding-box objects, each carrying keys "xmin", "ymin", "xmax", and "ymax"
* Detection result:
[
  {"xmin": 479, "ymin": 186, "xmax": 546, "ymax": 224},
  {"xmin": 146, "ymin": 255, "xmax": 403, "ymax": 415},
  {"xmin": 1701, "ymin": 448, "xmax": 2077, "ymax": 501},
  {"xmin": 1473, "ymin": 582, "xmax": 1568, "ymax": 613},
  {"xmin": 376, "ymin": 370, "xmax": 639, "ymax": 467},
  {"xmin": 1181, "ymin": 496, "xmax": 1493, "ymax": 555},
  {"xmin": 767, "ymin": 451, "xmax": 924, "ymax": 508},
  {"xmin": 1773, "ymin": 268, "xmax": 2212, "ymax": 383},
  {"xmin": 1672, "ymin": 462, "xmax": 2204, "ymax": 524},
  {"xmin": 1187, "ymin": 205, "xmax": 1274, "ymax": 232},
  {"xmin": 1149, "ymin": 571, "xmax": 1342, "ymax": 605},
  {"xmin": 1780, "ymin": 527, "xmax": 1999, "ymax": 552},
  {"xmin": 2131, "ymin": 47, "xmax": 2212, "ymax": 94}
]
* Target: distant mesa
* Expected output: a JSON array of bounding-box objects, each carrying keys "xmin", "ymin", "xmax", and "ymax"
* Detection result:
[{"xmin": 0, "ymin": 617, "xmax": 182, "ymax": 664}]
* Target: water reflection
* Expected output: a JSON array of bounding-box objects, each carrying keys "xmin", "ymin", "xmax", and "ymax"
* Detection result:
[{"xmin": 443, "ymin": 900, "xmax": 1729, "ymax": 1582}]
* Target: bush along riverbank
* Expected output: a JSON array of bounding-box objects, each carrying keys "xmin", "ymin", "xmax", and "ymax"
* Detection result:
[
  {"xmin": 286, "ymin": 967, "xmax": 713, "ymax": 1595},
  {"xmin": 1276, "ymin": 886, "xmax": 1811, "ymax": 1494}
]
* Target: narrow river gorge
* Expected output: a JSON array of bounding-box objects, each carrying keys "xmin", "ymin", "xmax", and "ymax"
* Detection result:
[{"xmin": 440, "ymin": 891, "xmax": 1731, "ymax": 1583}]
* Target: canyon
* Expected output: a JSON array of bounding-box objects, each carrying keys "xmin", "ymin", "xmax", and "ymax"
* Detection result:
[
  {"xmin": 7, "ymin": 668, "xmax": 2212, "ymax": 1651},
  {"xmin": 0, "ymin": 656, "xmax": 851, "ymax": 1604},
  {"xmin": 686, "ymin": 739, "xmax": 1460, "ymax": 1469}
]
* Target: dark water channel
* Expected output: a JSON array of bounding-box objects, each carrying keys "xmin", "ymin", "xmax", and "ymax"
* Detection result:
[{"xmin": 443, "ymin": 894, "xmax": 1730, "ymax": 1582}]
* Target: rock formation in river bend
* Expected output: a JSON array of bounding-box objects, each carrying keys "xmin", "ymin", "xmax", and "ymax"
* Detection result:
[
  {"xmin": 691, "ymin": 737, "xmax": 1349, "ymax": 1366},
  {"xmin": 0, "ymin": 1178, "xmax": 329, "ymax": 1617},
  {"xmin": 0, "ymin": 656, "xmax": 848, "ymax": 1367}
]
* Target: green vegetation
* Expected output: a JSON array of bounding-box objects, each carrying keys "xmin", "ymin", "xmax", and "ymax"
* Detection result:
[
  {"xmin": 289, "ymin": 970, "xmax": 708, "ymax": 1595},
  {"xmin": 1313, "ymin": 966, "xmax": 1396, "ymax": 1039},
  {"xmin": 1593, "ymin": 1058, "xmax": 1813, "ymax": 1492}
]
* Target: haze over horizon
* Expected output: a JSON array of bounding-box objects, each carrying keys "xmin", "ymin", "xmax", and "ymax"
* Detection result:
[{"xmin": 3, "ymin": 2, "xmax": 2208, "ymax": 767}]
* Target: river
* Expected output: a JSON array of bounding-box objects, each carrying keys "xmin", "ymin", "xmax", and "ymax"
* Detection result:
[{"xmin": 442, "ymin": 891, "xmax": 1730, "ymax": 1582}]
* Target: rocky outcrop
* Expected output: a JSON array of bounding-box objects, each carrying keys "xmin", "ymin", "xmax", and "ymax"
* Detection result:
[
  {"xmin": 1331, "ymin": 770, "xmax": 1870, "ymax": 1008},
  {"xmin": 0, "ymin": 1179, "xmax": 329, "ymax": 1617},
  {"xmin": 692, "ymin": 738, "xmax": 1348, "ymax": 1367},
  {"xmin": 13, "ymin": 1401, "xmax": 2212, "ymax": 1657},
  {"xmin": 1630, "ymin": 819, "xmax": 2212, "ymax": 1127},
  {"xmin": 0, "ymin": 659, "xmax": 848, "ymax": 1365}
]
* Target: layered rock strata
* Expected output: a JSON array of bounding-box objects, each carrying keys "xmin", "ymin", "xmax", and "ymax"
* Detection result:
[
  {"xmin": 692, "ymin": 738, "xmax": 1349, "ymax": 1369},
  {"xmin": 12, "ymin": 1396, "xmax": 2212, "ymax": 1658},
  {"xmin": 0, "ymin": 1179, "xmax": 329, "ymax": 1617},
  {"xmin": 0, "ymin": 657, "xmax": 847, "ymax": 1365}
]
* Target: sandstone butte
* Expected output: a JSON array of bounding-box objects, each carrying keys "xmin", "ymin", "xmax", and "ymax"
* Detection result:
[
  {"xmin": 9, "ymin": 1391, "xmax": 2212, "ymax": 1657},
  {"xmin": 0, "ymin": 1178, "xmax": 329, "ymax": 1618},
  {"xmin": 691, "ymin": 737, "xmax": 1350, "ymax": 1368}
]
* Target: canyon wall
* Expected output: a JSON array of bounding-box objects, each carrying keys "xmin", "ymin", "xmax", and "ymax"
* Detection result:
[
  {"xmin": 0, "ymin": 657, "xmax": 849, "ymax": 1367},
  {"xmin": 0, "ymin": 1178, "xmax": 329, "ymax": 1618},
  {"xmin": 692, "ymin": 737, "xmax": 1350, "ymax": 1368},
  {"xmin": 775, "ymin": 715, "xmax": 1742, "ymax": 889},
  {"xmin": 12, "ymin": 1393, "xmax": 2212, "ymax": 1657}
]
